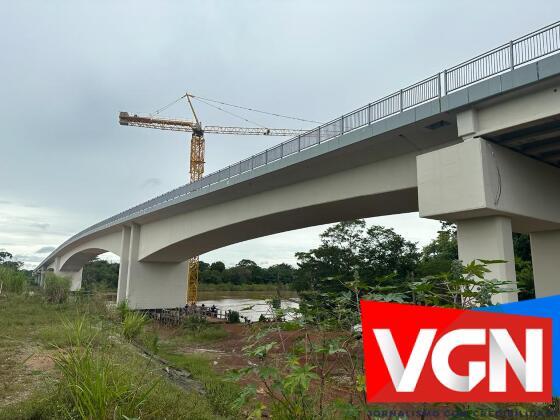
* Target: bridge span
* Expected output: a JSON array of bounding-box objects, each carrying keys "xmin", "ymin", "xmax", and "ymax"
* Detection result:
[{"xmin": 35, "ymin": 22, "xmax": 560, "ymax": 308}]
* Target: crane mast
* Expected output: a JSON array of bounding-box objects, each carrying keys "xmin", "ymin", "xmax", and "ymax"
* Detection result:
[
  {"xmin": 118, "ymin": 95, "xmax": 308, "ymax": 305},
  {"xmin": 185, "ymin": 94, "xmax": 204, "ymax": 306}
]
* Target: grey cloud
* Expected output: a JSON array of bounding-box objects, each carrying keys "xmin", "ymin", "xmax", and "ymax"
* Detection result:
[
  {"xmin": 141, "ymin": 178, "xmax": 162, "ymax": 188},
  {"xmin": 29, "ymin": 222, "xmax": 50, "ymax": 230},
  {"xmin": 14, "ymin": 254, "xmax": 43, "ymax": 263},
  {"xmin": 36, "ymin": 246, "xmax": 56, "ymax": 254}
]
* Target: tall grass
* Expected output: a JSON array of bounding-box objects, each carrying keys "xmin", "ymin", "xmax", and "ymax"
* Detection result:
[
  {"xmin": 53, "ymin": 347, "xmax": 158, "ymax": 419},
  {"xmin": 0, "ymin": 266, "xmax": 27, "ymax": 294},
  {"xmin": 62, "ymin": 314, "xmax": 98, "ymax": 348},
  {"xmin": 44, "ymin": 272, "xmax": 71, "ymax": 303},
  {"xmin": 122, "ymin": 311, "xmax": 148, "ymax": 341},
  {"xmin": 116, "ymin": 299, "xmax": 131, "ymax": 321},
  {"xmin": 52, "ymin": 311, "xmax": 158, "ymax": 419}
]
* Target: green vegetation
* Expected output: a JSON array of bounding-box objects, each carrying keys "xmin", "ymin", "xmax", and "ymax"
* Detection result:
[
  {"xmin": 0, "ymin": 266, "xmax": 27, "ymax": 294},
  {"xmin": 295, "ymin": 220, "xmax": 534, "ymax": 310},
  {"xmin": 122, "ymin": 311, "xmax": 148, "ymax": 341},
  {"xmin": 43, "ymin": 273, "xmax": 71, "ymax": 304},
  {"xmin": 0, "ymin": 255, "xmax": 241, "ymax": 419},
  {"xmin": 53, "ymin": 343, "xmax": 158, "ymax": 419},
  {"xmin": 231, "ymin": 259, "xmax": 551, "ymax": 419},
  {"xmin": 82, "ymin": 257, "xmax": 298, "ymax": 291},
  {"xmin": 226, "ymin": 310, "xmax": 240, "ymax": 324},
  {"xmin": 0, "ymin": 251, "xmax": 30, "ymax": 294},
  {"xmin": 116, "ymin": 299, "xmax": 131, "ymax": 321},
  {"xmin": 157, "ymin": 351, "xmax": 241, "ymax": 418},
  {"xmin": 82, "ymin": 258, "xmax": 119, "ymax": 291}
]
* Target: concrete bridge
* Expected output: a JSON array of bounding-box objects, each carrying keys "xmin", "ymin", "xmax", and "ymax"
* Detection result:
[{"xmin": 34, "ymin": 22, "xmax": 560, "ymax": 308}]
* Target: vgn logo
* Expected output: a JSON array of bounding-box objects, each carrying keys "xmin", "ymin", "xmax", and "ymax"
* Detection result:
[{"xmin": 360, "ymin": 301, "xmax": 552, "ymax": 402}]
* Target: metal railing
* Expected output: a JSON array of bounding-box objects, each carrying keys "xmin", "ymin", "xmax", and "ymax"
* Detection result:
[
  {"xmin": 36, "ymin": 21, "xmax": 560, "ymax": 270},
  {"xmin": 446, "ymin": 22, "xmax": 560, "ymax": 92}
]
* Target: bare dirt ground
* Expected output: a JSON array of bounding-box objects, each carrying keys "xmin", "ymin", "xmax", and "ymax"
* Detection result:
[{"xmin": 0, "ymin": 344, "xmax": 55, "ymax": 408}]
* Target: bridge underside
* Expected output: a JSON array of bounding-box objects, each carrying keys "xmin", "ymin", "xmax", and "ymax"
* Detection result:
[{"xmin": 144, "ymin": 188, "xmax": 418, "ymax": 262}]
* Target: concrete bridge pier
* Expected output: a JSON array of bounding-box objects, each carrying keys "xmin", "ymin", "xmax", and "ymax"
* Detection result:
[
  {"xmin": 530, "ymin": 230, "xmax": 560, "ymax": 298},
  {"xmin": 52, "ymin": 256, "xmax": 83, "ymax": 291},
  {"xmin": 117, "ymin": 223, "xmax": 187, "ymax": 310},
  {"xmin": 418, "ymin": 135, "xmax": 560, "ymax": 303},
  {"xmin": 456, "ymin": 216, "xmax": 517, "ymax": 303}
]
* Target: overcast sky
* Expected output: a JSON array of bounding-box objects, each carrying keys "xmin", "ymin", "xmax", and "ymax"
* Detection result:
[{"xmin": 1, "ymin": 1, "xmax": 559, "ymax": 268}]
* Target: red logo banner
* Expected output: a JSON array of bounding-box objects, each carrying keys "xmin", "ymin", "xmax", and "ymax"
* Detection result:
[{"xmin": 360, "ymin": 301, "xmax": 552, "ymax": 402}]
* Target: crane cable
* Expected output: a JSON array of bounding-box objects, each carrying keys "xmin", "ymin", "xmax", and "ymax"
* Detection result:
[
  {"xmin": 189, "ymin": 94, "xmax": 322, "ymax": 124},
  {"xmin": 150, "ymin": 92, "xmax": 321, "ymax": 125},
  {"xmin": 192, "ymin": 96, "xmax": 269, "ymax": 129},
  {"xmin": 151, "ymin": 94, "xmax": 187, "ymax": 116}
]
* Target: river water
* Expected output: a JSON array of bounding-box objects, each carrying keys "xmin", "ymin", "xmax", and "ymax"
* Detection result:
[{"xmin": 197, "ymin": 290, "xmax": 299, "ymax": 322}]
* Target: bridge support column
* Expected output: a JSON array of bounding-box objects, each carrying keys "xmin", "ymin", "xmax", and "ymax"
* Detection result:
[
  {"xmin": 116, "ymin": 225, "xmax": 131, "ymax": 304},
  {"xmin": 530, "ymin": 230, "xmax": 560, "ymax": 297},
  {"xmin": 416, "ymin": 138, "xmax": 548, "ymax": 304},
  {"xmin": 457, "ymin": 216, "xmax": 518, "ymax": 304},
  {"xmin": 122, "ymin": 223, "xmax": 187, "ymax": 309},
  {"xmin": 65, "ymin": 269, "xmax": 83, "ymax": 291},
  {"xmin": 52, "ymin": 255, "xmax": 83, "ymax": 291}
]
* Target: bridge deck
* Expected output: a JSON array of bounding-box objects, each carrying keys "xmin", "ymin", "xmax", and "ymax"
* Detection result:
[{"xmin": 35, "ymin": 22, "xmax": 560, "ymax": 273}]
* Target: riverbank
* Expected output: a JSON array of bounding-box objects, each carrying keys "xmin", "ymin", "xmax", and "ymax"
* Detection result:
[
  {"xmin": 3, "ymin": 290, "xmax": 554, "ymax": 419},
  {"xmin": 0, "ymin": 291, "xmax": 241, "ymax": 419}
]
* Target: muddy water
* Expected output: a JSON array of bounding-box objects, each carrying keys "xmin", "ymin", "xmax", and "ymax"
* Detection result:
[{"xmin": 197, "ymin": 290, "xmax": 299, "ymax": 322}]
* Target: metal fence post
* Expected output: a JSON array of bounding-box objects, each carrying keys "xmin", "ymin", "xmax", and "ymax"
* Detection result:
[
  {"xmin": 318, "ymin": 126, "xmax": 321, "ymax": 144},
  {"xmin": 341, "ymin": 115, "xmax": 345, "ymax": 134},
  {"xmin": 443, "ymin": 70, "xmax": 448, "ymax": 95},
  {"xmin": 367, "ymin": 103, "xmax": 371, "ymax": 124},
  {"xmin": 437, "ymin": 73, "xmax": 442, "ymax": 98},
  {"xmin": 509, "ymin": 40, "xmax": 515, "ymax": 70},
  {"xmin": 399, "ymin": 89, "xmax": 403, "ymax": 111},
  {"xmin": 298, "ymin": 135, "xmax": 301, "ymax": 152}
]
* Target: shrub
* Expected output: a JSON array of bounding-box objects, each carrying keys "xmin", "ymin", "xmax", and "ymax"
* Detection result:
[
  {"xmin": 116, "ymin": 299, "xmax": 131, "ymax": 321},
  {"xmin": 0, "ymin": 266, "xmax": 27, "ymax": 294},
  {"xmin": 122, "ymin": 311, "xmax": 148, "ymax": 341},
  {"xmin": 227, "ymin": 310, "xmax": 240, "ymax": 324},
  {"xmin": 44, "ymin": 273, "xmax": 71, "ymax": 303},
  {"xmin": 182, "ymin": 314, "xmax": 208, "ymax": 334}
]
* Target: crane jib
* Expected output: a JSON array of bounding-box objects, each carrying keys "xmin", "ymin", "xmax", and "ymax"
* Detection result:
[{"xmin": 118, "ymin": 112, "xmax": 307, "ymax": 137}]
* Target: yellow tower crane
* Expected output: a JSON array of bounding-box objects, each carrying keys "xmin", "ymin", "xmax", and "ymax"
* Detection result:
[{"xmin": 119, "ymin": 93, "xmax": 308, "ymax": 305}]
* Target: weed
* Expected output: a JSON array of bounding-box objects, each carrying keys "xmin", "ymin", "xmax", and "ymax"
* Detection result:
[
  {"xmin": 116, "ymin": 300, "xmax": 130, "ymax": 321},
  {"xmin": 53, "ymin": 346, "xmax": 158, "ymax": 419},
  {"xmin": 182, "ymin": 314, "xmax": 208, "ymax": 334},
  {"xmin": 61, "ymin": 314, "xmax": 98, "ymax": 348},
  {"xmin": 122, "ymin": 311, "xmax": 148, "ymax": 341}
]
